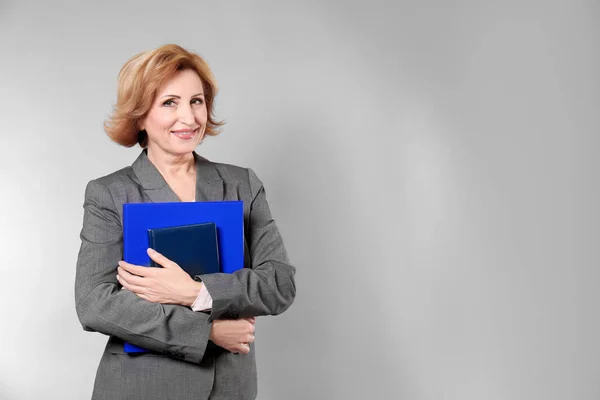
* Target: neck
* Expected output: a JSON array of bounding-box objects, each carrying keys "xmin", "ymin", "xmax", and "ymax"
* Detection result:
[{"xmin": 146, "ymin": 147, "xmax": 196, "ymax": 178}]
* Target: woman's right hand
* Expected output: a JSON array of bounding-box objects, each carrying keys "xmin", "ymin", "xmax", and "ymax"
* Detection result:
[{"xmin": 210, "ymin": 317, "xmax": 256, "ymax": 354}]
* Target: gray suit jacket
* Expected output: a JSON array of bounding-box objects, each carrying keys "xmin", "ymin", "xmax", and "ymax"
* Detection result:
[{"xmin": 75, "ymin": 150, "xmax": 296, "ymax": 400}]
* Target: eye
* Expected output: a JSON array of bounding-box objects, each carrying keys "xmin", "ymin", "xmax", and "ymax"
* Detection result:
[
  {"xmin": 191, "ymin": 98, "xmax": 204, "ymax": 105},
  {"xmin": 162, "ymin": 99, "xmax": 176, "ymax": 107}
]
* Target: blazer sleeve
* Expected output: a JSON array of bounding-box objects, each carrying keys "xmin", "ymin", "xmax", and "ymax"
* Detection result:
[
  {"xmin": 198, "ymin": 168, "xmax": 297, "ymax": 320},
  {"xmin": 74, "ymin": 179, "xmax": 212, "ymax": 364}
]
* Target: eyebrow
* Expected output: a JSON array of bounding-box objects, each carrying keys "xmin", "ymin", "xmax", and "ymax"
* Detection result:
[{"xmin": 161, "ymin": 93, "xmax": 205, "ymax": 99}]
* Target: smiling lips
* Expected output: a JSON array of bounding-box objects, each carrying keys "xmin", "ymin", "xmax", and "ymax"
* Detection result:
[{"xmin": 172, "ymin": 128, "xmax": 198, "ymax": 140}]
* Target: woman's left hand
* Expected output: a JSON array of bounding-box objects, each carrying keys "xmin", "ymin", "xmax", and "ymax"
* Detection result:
[{"xmin": 117, "ymin": 248, "xmax": 202, "ymax": 306}]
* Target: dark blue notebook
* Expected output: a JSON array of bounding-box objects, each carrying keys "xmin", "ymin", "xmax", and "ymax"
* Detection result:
[
  {"xmin": 147, "ymin": 222, "xmax": 221, "ymax": 276},
  {"xmin": 122, "ymin": 201, "xmax": 244, "ymax": 354}
]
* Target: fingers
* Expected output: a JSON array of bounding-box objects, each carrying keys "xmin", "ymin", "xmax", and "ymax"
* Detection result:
[
  {"xmin": 117, "ymin": 266, "xmax": 146, "ymax": 286},
  {"xmin": 239, "ymin": 320, "xmax": 255, "ymax": 353},
  {"xmin": 118, "ymin": 261, "xmax": 152, "ymax": 277},
  {"xmin": 235, "ymin": 340, "xmax": 252, "ymax": 354},
  {"xmin": 246, "ymin": 333, "xmax": 255, "ymax": 344},
  {"xmin": 147, "ymin": 248, "xmax": 177, "ymax": 268},
  {"xmin": 211, "ymin": 318, "xmax": 256, "ymax": 355},
  {"xmin": 242, "ymin": 319, "xmax": 255, "ymax": 338},
  {"xmin": 238, "ymin": 343, "xmax": 251, "ymax": 355},
  {"xmin": 116, "ymin": 273, "xmax": 147, "ymax": 295}
]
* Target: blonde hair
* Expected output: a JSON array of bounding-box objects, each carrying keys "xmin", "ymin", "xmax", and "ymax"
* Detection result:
[{"xmin": 104, "ymin": 44, "xmax": 223, "ymax": 147}]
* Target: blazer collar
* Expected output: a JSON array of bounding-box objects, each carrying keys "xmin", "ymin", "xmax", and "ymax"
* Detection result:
[{"xmin": 131, "ymin": 149, "xmax": 224, "ymax": 203}]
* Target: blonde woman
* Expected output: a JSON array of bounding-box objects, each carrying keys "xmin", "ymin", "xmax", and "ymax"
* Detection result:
[{"xmin": 75, "ymin": 44, "xmax": 296, "ymax": 400}]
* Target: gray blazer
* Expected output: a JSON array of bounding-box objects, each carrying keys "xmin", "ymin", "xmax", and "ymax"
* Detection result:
[{"xmin": 75, "ymin": 150, "xmax": 296, "ymax": 400}]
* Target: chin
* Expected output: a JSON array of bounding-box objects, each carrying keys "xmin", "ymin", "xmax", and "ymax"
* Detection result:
[
  {"xmin": 169, "ymin": 136, "xmax": 202, "ymax": 153},
  {"xmin": 169, "ymin": 143, "xmax": 199, "ymax": 156},
  {"xmin": 148, "ymin": 134, "xmax": 203, "ymax": 158}
]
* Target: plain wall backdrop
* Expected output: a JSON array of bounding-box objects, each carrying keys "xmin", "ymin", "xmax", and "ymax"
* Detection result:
[{"xmin": 0, "ymin": 1, "xmax": 598, "ymax": 399}]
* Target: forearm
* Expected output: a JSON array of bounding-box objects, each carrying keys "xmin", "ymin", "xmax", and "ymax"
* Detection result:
[
  {"xmin": 75, "ymin": 179, "xmax": 213, "ymax": 363},
  {"xmin": 196, "ymin": 168, "xmax": 297, "ymax": 320},
  {"xmin": 198, "ymin": 260, "xmax": 295, "ymax": 320},
  {"xmin": 75, "ymin": 281, "xmax": 212, "ymax": 363}
]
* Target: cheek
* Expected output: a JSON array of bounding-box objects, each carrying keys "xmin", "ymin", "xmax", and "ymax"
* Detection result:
[
  {"xmin": 146, "ymin": 112, "xmax": 177, "ymax": 132},
  {"xmin": 196, "ymin": 106, "xmax": 208, "ymax": 122}
]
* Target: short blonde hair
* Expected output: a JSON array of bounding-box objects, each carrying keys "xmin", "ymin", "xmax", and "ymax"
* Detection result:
[{"xmin": 104, "ymin": 44, "xmax": 224, "ymax": 147}]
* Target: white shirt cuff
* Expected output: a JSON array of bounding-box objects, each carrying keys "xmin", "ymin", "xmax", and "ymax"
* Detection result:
[{"xmin": 191, "ymin": 283, "xmax": 213, "ymax": 312}]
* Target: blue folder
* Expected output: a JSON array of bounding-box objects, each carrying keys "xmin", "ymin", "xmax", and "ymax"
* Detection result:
[
  {"xmin": 147, "ymin": 222, "xmax": 221, "ymax": 276},
  {"xmin": 122, "ymin": 201, "xmax": 244, "ymax": 353}
]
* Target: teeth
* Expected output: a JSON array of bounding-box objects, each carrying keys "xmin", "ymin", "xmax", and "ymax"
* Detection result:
[{"xmin": 173, "ymin": 130, "xmax": 195, "ymax": 138}]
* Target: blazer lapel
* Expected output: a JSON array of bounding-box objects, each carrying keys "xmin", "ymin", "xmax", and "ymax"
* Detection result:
[
  {"xmin": 132, "ymin": 150, "xmax": 180, "ymax": 203},
  {"xmin": 131, "ymin": 150, "xmax": 224, "ymax": 203},
  {"xmin": 193, "ymin": 152, "xmax": 224, "ymax": 202}
]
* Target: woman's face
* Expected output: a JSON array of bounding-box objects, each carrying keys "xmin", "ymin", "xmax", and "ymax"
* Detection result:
[{"xmin": 142, "ymin": 69, "xmax": 207, "ymax": 157}]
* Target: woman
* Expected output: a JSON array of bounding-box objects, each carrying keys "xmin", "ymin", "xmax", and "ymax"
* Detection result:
[{"xmin": 75, "ymin": 44, "xmax": 296, "ymax": 400}]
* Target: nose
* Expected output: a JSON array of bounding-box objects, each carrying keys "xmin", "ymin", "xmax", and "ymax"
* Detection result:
[{"xmin": 177, "ymin": 103, "xmax": 195, "ymax": 126}]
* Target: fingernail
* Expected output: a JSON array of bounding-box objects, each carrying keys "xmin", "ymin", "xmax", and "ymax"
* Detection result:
[{"xmin": 147, "ymin": 248, "xmax": 156, "ymax": 254}]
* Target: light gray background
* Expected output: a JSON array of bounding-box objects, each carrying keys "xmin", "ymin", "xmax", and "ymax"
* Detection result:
[{"xmin": 0, "ymin": 1, "xmax": 597, "ymax": 399}]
